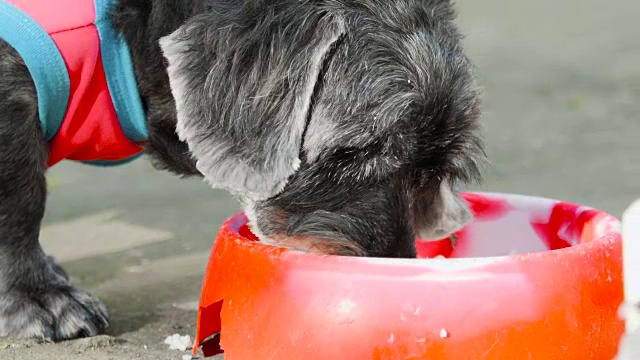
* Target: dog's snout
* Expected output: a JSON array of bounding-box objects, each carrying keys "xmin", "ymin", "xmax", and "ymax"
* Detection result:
[{"xmin": 250, "ymin": 169, "xmax": 418, "ymax": 258}]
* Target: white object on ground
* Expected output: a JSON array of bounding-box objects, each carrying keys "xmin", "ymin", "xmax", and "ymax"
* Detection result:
[
  {"xmin": 182, "ymin": 355, "xmax": 195, "ymax": 360},
  {"xmin": 622, "ymin": 199, "xmax": 640, "ymax": 325},
  {"xmin": 616, "ymin": 199, "xmax": 640, "ymax": 360},
  {"xmin": 164, "ymin": 334, "xmax": 192, "ymax": 352}
]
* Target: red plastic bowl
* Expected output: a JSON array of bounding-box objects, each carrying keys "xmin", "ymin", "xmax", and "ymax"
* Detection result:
[{"xmin": 194, "ymin": 192, "xmax": 624, "ymax": 359}]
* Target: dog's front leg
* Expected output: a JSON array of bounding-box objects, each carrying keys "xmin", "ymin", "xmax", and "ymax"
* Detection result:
[{"xmin": 0, "ymin": 43, "xmax": 108, "ymax": 341}]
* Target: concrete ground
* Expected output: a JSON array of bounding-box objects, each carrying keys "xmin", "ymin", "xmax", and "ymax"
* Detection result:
[{"xmin": 1, "ymin": 0, "xmax": 638, "ymax": 359}]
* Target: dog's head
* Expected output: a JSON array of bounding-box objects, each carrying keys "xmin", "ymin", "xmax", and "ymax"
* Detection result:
[{"xmin": 160, "ymin": 0, "xmax": 484, "ymax": 257}]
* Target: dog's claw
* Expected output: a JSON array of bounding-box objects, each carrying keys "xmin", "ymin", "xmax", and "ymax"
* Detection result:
[{"xmin": 42, "ymin": 326, "xmax": 55, "ymax": 343}]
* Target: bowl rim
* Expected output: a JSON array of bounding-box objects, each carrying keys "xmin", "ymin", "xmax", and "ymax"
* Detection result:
[{"xmin": 220, "ymin": 191, "xmax": 622, "ymax": 271}]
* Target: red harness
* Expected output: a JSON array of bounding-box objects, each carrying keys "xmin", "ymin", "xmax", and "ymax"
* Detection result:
[{"xmin": 0, "ymin": 0, "xmax": 147, "ymax": 167}]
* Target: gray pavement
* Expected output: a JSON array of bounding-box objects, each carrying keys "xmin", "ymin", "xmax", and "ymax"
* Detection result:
[{"xmin": 0, "ymin": 0, "xmax": 638, "ymax": 359}]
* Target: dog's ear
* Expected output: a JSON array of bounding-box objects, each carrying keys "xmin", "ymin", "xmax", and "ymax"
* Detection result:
[
  {"xmin": 159, "ymin": 8, "xmax": 345, "ymax": 200},
  {"xmin": 413, "ymin": 179, "xmax": 472, "ymax": 240}
]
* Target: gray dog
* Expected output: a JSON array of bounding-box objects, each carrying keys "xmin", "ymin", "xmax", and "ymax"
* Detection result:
[{"xmin": 0, "ymin": 0, "xmax": 484, "ymax": 342}]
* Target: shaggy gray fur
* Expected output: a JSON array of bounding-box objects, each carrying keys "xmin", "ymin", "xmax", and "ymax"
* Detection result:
[{"xmin": 0, "ymin": 0, "xmax": 484, "ymax": 341}]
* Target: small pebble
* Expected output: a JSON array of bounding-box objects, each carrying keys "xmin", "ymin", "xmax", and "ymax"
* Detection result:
[{"xmin": 164, "ymin": 334, "xmax": 192, "ymax": 351}]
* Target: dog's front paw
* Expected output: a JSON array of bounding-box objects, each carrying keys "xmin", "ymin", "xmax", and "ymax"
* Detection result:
[{"xmin": 0, "ymin": 260, "xmax": 109, "ymax": 341}]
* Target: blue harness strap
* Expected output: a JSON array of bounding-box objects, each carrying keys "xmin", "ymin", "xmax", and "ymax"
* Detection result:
[
  {"xmin": 83, "ymin": 0, "xmax": 147, "ymax": 166},
  {"xmin": 94, "ymin": 0, "xmax": 148, "ymax": 143},
  {"xmin": 0, "ymin": 0, "xmax": 70, "ymax": 141}
]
